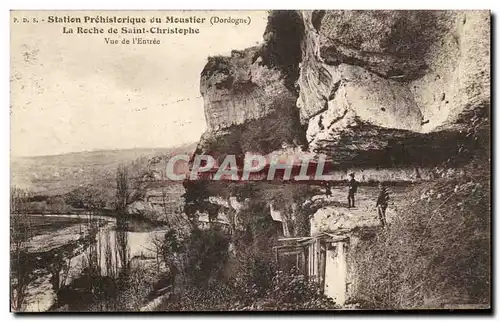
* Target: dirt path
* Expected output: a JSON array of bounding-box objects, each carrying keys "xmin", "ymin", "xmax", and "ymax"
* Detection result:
[{"xmin": 309, "ymin": 186, "xmax": 408, "ymax": 234}]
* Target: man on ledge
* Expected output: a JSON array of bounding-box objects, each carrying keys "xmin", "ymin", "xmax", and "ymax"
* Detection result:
[
  {"xmin": 347, "ymin": 172, "xmax": 358, "ymax": 208},
  {"xmin": 376, "ymin": 182, "xmax": 390, "ymax": 227}
]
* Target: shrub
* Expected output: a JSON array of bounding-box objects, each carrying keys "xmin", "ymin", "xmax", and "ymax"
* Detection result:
[
  {"xmin": 185, "ymin": 228, "xmax": 231, "ymax": 288},
  {"xmin": 352, "ymin": 159, "xmax": 490, "ymax": 309},
  {"xmin": 265, "ymin": 269, "xmax": 337, "ymax": 310},
  {"xmin": 158, "ymin": 267, "xmax": 337, "ymax": 311}
]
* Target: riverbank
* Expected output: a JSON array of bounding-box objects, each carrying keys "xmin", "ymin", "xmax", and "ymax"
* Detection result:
[{"xmin": 14, "ymin": 213, "xmax": 168, "ymax": 312}]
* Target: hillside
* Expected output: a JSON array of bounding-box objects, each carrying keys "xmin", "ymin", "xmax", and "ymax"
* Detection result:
[{"xmin": 11, "ymin": 144, "xmax": 197, "ymax": 196}]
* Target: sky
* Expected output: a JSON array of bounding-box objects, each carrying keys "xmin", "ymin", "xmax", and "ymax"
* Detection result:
[{"xmin": 10, "ymin": 10, "xmax": 269, "ymax": 156}]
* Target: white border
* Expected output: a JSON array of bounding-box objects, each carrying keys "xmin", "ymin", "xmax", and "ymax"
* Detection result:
[
  {"xmin": 3, "ymin": 1, "xmax": 499, "ymax": 10},
  {"xmin": 2, "ymin": 1, "xmax": 498, "ymax": 321}
]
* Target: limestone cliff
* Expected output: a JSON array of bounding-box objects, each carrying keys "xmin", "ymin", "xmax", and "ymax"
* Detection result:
[
  {"xmin": 187, "ymin": 10, "xmax": 490, "ymax": 230},
  {"xmin": 299, "ymin": 10, "xmax": 490, "ymax": 163},
  {"xmin": 196, "ymin": 10, "xmax": 490, "ymax": 172},
  {"xmin": 197, "ymin": 11, "xmax": 307, "ymax": 159}
]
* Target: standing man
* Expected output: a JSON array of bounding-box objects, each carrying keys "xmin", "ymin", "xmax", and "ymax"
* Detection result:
[
  {"xmin": 376, "ymin": 182, "xmax": 390, "ymax": 227},
  {"xmin": 325, "ymin": 180, "xmax": 332, "ymax": 197},
  {"xmin": 347, "ymin": 173, "xmax": 358, "ymax": 208}
]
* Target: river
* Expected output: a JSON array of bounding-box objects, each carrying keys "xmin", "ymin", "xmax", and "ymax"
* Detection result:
[{"xmin": 19, "ymin": 214, "xmax": 167, "ymax": 312}]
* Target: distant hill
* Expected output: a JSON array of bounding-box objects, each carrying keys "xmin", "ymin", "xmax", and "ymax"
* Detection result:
[{"xmin": 11, "ymin": 143, "xmax": 197, "ymax": 196}]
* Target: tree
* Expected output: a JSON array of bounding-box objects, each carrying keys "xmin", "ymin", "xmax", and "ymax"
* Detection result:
[
  {"xmin": 10, "ymin": 187, "xmax": 32, "ymax": 311},
  {"xmin": 159, "ymin": 166, "xmax": 171, "ymax": 226},
  {"xmin": 185, "ymin": 228, "xmax": 231, "ymax": 288},
  {"xmin": 149, "ymin": 228, "xmax": 187, "ymax": 295},
  {"xmin": 161, "ymin": 229, "xmax": 186, "ymax": 294},
  {"xmin": 46, "ymin": 195, "xmax": 69, "ymax": 214},
  {"xmin": 115, "ymin": 165, "xmax": 131, "ymax": 275},
  {"xmin": 115, "ymin": 165, "xmax": 130, "ymax": 216}
]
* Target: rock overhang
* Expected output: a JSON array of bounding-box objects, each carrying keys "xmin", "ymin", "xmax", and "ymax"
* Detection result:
[{"xmin": 196, "ymin": 10, "xmax": 490, "ymax": 172}]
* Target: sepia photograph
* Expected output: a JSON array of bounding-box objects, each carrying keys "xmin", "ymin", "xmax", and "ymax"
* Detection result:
[{"xmin": 9, "ymin": 9, "xmax": 491, "ymax": 312}]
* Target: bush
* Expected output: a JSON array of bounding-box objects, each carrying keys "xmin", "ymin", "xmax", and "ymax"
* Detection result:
[
  {"xmin": 352, "ymin": 159, "xmax": 490, "ymax": 309},
  {"xmin": 80, "ymin": 261, "xmax": 160, "ymax": 312},
  {"xmin": 156, "ymin": 222, "xmax": 337, "ymax": 311},
  {"xmin": 260, "ymin": 268, "xmax": 337, "ymax": 310},
  {"xmin": 158, "ymin": 268, "xmax": 337, "ymax": 311},
  {"xmin": 185, "ymin": 228, "xmax": 231, "ymax": 288}
]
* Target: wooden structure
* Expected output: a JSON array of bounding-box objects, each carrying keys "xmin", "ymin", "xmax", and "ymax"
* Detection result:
[{"xmin": 274, "ymin": 231, "xmax": 351, "ymax": 305}]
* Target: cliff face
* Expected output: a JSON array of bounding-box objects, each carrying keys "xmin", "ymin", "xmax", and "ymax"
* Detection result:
[
  {"xmin": 197, "ymin": 12, "xmax": 307, "ymax": 159},
  {"xmin": 187, "ymin": 9, "xmax": 490, "ymax": 239},
  {"xmin": 200, "ymin": 11, "xmax": 304, "ymax": 131},
  {"xmin": 187, "ymin": 11, "xmax": 490, "ymax": 306},
  {"xmin": 200, "ymin": 47, "xmax": 295, "ymax": 132},
  {"xmin": 299, "ymin": 10, "xmax": 490, "ymax": 157},
  {"xmin": 197, "ymin": 10, "xmax": 490, "ymax": 171}
]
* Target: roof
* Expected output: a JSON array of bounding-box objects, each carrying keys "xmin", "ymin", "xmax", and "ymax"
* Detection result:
[
  {"xmin": 274, "ymin": 232, "xmax": 350, "ymax": 250},
  {"xmin": 269, "ymin": 203, "xmax": 283, "ymax": 222}
]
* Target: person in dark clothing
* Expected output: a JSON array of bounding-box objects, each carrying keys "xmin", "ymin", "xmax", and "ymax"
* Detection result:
[
  {"xmin": 347, "ymin": 173, "xmax": 358, "ymax": 208},
  {"xmin": 325, "ymin": 180, "xmax": 332, "ymax": 197},
  {"xmin": 376, "ymin": 182, "xmax": 390, "ymax": 227}
]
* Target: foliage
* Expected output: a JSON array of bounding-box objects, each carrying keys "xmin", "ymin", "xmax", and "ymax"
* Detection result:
[
  {"xmin": 185, "ymin": 228, "xmax": 231, "ymax": 288},
  {"xmin": 265, "ymin": 268, "xmax": 337, "ymax": 310},
  {"xmin": 352, "ymin": 158, "xmax": 490, "ymax": 309},
  {"xmin": 60, "ymin": 260, "xmax": 160, "ymax": 312},
  {"xmin": 65, "ymin": 185, "xmax": 108, "ymax": 210},
  {"xmin": 45, "ymin": 196, "xmax": 71, "ymax": 213},
  {"xmin": 149, "ymin": 228, "xmax": 188, "ymax": 294},
  {"xmin": 158, "ymin": 184, "xmax": 337, "ymax": 311},
  {"xmin": 158, "ymin": 268, "xmax": 337, "ymax": 311},
  {"xmin": 198, "ymin": 109, "xmax": 305, "ymax": 160},
  {"xmin": 113, "ymin": 261, "xmax": 159, "ymax": 311},
  {"xmin": 10, "ymin": 187, "xmax": 33, "ymax": 311},
  {"xmin": 227, "ymin": 182, "xmax": 320, "ymax": 238},
  {"xmin": 115, "ymin": 165, "xmax": 130, "ymax": 216},
  {"xmin": 161, "ymin": 229, "xmax": 186, "ymax": 256}
]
